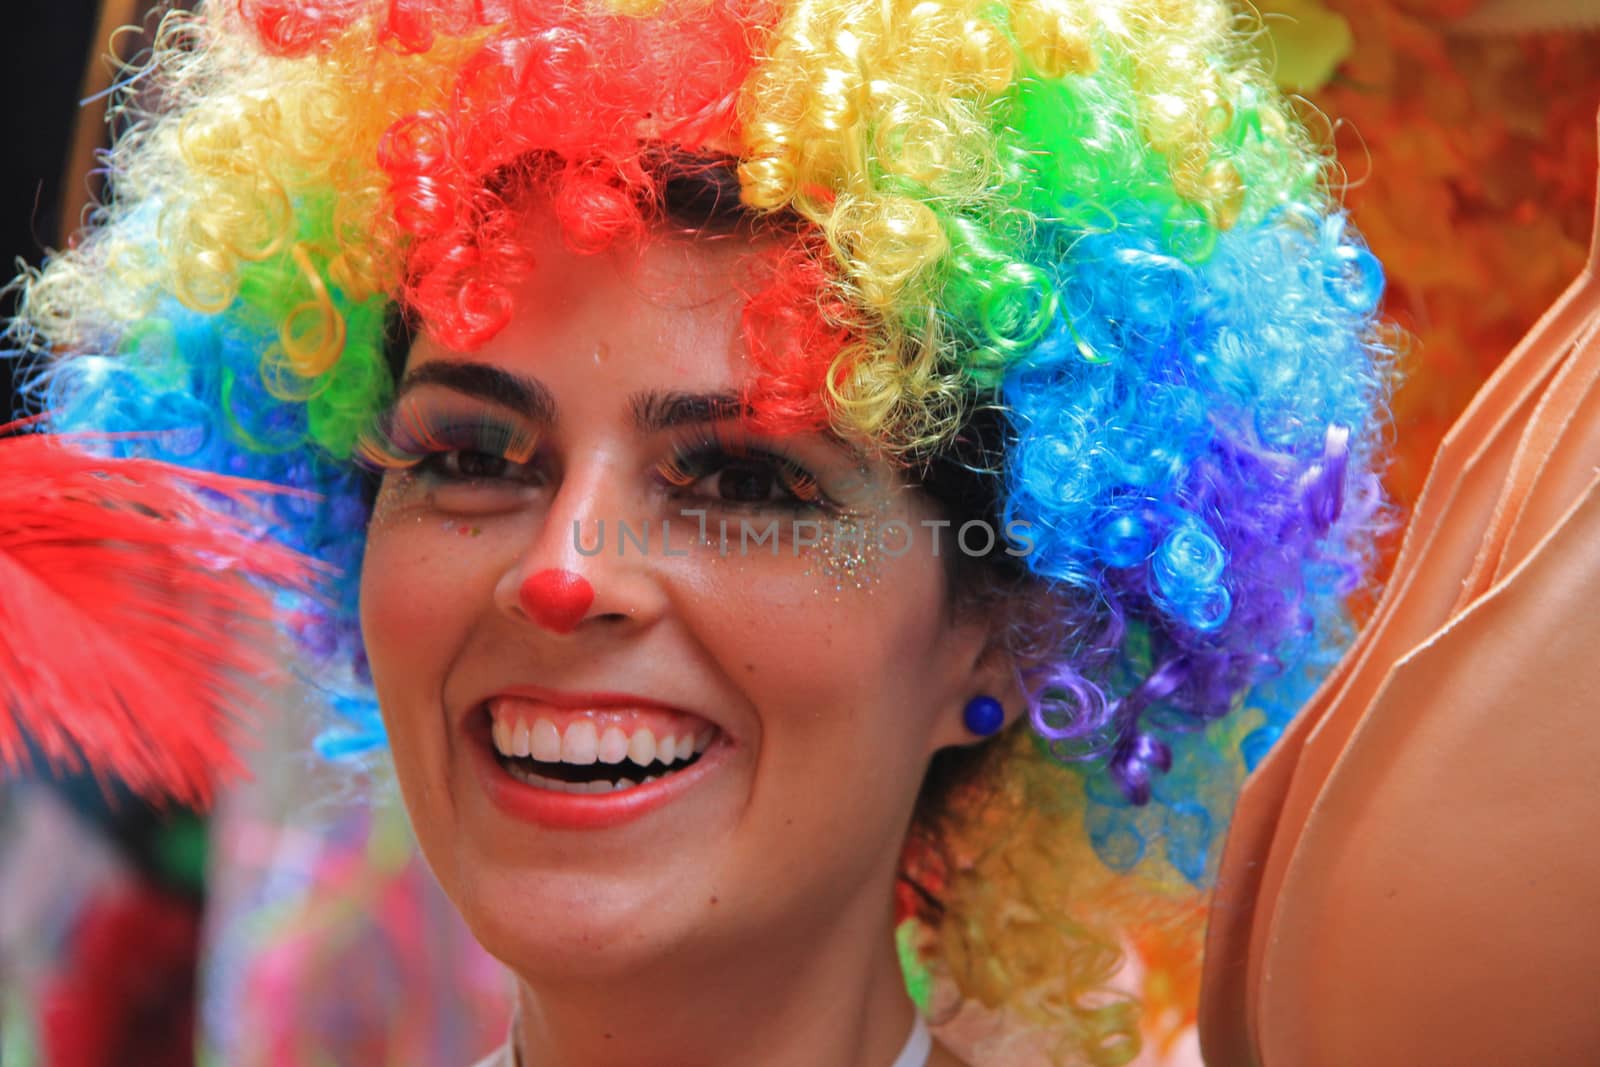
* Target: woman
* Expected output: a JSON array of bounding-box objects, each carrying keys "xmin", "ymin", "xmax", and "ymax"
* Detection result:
[{"xmin": 14, "ymin": 0, "xmax": 1388, "ymax": 1063}]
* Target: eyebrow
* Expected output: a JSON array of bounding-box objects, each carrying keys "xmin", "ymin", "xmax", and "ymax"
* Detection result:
[
  {"xmin": 398, "ymin": 361, "xmax": 746, "ymax": 433},
  {"xmin": 397, "ymin": 362, "xmax": 557, "ymax": 424},
  {"xmin": 630, "ymin": 390, "xmax": 746, "ymax": 432},
  {"xmin": 395, "ymin": 360, "xmax": 862, "ymax": 459}
]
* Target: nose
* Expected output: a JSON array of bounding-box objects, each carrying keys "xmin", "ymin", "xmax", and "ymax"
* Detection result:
[
  {"xmin": 492, "ymin": 458, "xmax": 668, "ymax": 634},
  {"xmin": 518, "ymin": 569, "xmax": 594, "ymax": 634}
]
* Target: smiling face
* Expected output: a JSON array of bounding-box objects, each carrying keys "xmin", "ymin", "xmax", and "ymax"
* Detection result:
[{"xmin": 358, "ymin": 212, "xmax": 1008, "ymax": 987}]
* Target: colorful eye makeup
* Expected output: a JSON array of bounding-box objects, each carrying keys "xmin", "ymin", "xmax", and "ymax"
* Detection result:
[
  {"xmin": 355, "ymin": 400, "xmax": 541, "ymax": 484},
  {"xmin": 357, "ymin": 393, "xmax": 852, "ymax": 528},
  {"xmin": 653, "ymin": 425, "xmax": 835, "ymax": 515}
]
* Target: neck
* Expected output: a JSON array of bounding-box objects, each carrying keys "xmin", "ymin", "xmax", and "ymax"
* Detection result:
[{"xmin": 511, "ymin": 898, "xmax": 918, "ymax": 1067}]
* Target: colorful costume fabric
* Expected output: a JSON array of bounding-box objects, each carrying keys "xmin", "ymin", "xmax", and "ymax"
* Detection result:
[{"xmin": 1200, "ymin": 119, "xmax": 1600, "ymax": 1065}]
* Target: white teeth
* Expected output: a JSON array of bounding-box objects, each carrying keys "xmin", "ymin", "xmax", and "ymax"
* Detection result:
[
  {"xmin": 598, "ymin": 726, "xmax": 629, "ymax": 764},
  {"xmin": 506, "ymin": 764, "xmax": 642, "ymax": 794},
  {"xmin": 561, "ymin": 720, "xmax": 599, "ymax": 765},
  {"xmin": 628, "ymin": 728, "xmax": 657, "ymax": 767},
  {"xmin": 530, "ymin": 719, "xmax": 562, "ymax": 762},
  {"xmin": 489, "ymin": 708, "xmax": 718, "ymax": 767},
  {"xmin": 503, "ymin": 760, "xmax": 651, "ymax": 795}
]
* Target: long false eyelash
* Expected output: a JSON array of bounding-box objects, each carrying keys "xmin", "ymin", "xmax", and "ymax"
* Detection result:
[
  {"xmin": 656, "ymin": 424, "xmax": 830, "ymax": 510},
  {"xmin": 354, "ymin": 401, "xmax": 539, "ymax": 472}
]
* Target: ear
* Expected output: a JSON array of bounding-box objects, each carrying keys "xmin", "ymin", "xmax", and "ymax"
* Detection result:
[{"xmin": 925, "ymin": 617, "xmax": 1030, "ymax": 755}]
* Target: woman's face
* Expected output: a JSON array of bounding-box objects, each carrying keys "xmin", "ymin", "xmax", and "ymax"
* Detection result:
[{"xmin": 359, "ymin": 213, "xmax": 1003, "ymax": 983}]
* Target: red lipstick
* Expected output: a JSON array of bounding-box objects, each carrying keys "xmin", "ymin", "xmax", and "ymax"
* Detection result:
[{"xmin": 464, "ymin": 688, "xmax": 725, "ymax": 831}]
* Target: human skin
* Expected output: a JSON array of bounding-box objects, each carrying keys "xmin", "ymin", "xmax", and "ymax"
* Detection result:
[{"xmin": 359, "ymin": 210, "xmax": 1022, "ymax": 1067}]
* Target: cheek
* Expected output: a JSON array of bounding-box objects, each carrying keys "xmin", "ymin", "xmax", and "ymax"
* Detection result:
[
  {"xmin": 358, "ymin": 508, "xmax": 501, "ymax": 725},
  {"xmin": 359, "ymin": 511, "xmax": 511, "ymax": 876},
  {"xmin": 676, "ymin": 552, "xmax": 957, "ymax": 900},
  {"xmin": 361, "ymin": 526, "xmax": 447, "ymax": 684},
  {"xmin": 674, "ymin": 545, "xmax": 955, "ymax": 757}
]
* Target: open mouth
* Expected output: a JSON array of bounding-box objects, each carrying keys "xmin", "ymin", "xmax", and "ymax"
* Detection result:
[{"xmin": 485, "ymin": 704, "xmax": 716, "ymax": 795}]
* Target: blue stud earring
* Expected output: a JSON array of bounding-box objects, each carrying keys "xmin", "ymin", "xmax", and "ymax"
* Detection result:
[{"xmin": 962, "ymin": 695, "xmax": 1005, "ymax": 737}]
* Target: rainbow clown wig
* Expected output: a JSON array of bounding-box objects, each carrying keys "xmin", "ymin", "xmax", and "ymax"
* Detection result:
[{"xmin": 12, "ymin": 0, "xmax": 1389, "ymax": 1060}]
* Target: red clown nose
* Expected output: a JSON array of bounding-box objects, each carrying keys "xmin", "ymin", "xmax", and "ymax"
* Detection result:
[{"xmin": 518, "ymin": 568, "xmax": 595, "ymax": 634}]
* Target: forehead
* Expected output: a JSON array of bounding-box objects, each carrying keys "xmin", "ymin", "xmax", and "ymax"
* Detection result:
[{"xmin": 409, "ymin": 214, "xmax": 770, "ymax": 396}]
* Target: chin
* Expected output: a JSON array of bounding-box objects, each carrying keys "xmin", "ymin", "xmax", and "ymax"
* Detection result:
[{"xmin": 439, "ymin": 846, "xmax": 729, "ymax": 983}]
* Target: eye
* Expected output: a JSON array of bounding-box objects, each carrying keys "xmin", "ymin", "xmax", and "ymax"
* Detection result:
[
  {"xmin": 658, "ymin": 443, "xmax": 826, "ymax": 511},
  {"xmin": 704, "ymin": 459, "xmax": 787, "ymax": 504},
  {"xmin": 425, "ymin": 449, "xmax": 536, "ymax": 483},
  {"xmin": 356, "ymin": 403, "xmax": 542, "ymax": 489}
]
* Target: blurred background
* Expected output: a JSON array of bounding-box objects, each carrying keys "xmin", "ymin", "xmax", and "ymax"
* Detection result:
[{"xmin": 1, "ymin": 1, "xmax": 1597, "ymax": 1065}]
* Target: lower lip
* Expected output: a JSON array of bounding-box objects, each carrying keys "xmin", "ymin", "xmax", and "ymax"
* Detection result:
[{"xmin": 469, "ymin": 728, "xmax": 727, "ymax": 831}]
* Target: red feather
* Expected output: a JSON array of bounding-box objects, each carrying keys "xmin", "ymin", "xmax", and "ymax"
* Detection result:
[{"xmin": 0, "ymin": 427, "xmax": 327, "ymax": 807}]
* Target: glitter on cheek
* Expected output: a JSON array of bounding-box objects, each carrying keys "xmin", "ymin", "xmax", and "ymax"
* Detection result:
[
  {"xmin": 807, "ymin": 508, "xmax": 886, "ymax": 594},
  {"xmin": 366, "ymin": 470, "xmax": 417, "ymax": 529},
  {"xmin": 367, "ymin": 472, "xmax": 480, "ymax": 535}
]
